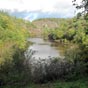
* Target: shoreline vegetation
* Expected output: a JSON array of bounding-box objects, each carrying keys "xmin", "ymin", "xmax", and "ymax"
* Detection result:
[{"xmin": 0, "ymin": 10, "xmax": 88, "ymax": 88}]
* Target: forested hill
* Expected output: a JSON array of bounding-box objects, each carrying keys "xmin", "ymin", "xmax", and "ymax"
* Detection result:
[
  {"xmin": 32, "ymin": 18, "xmax": 85, "ymax": 29},
  {"xmin": 32, "ymin": 18, "xmax": 61, "ymax": 29},
  {"xmin": 32, "ymin": 18, "xmax": 88, "ymax": 46}
]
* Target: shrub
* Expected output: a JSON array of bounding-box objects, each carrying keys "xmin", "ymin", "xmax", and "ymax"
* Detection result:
[
  {"xmin": 64, "ymin": 47, "xmax": 88, "ymax": 80},
  {"xmin": 0, "ymin": 48, "xmax": 31, "ymax": 86},
  {"xmin": 29, "ymin": 57, "xmax": 73, "ymax": 83}
]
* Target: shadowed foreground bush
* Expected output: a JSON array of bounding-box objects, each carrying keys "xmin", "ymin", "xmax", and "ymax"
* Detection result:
[
  {"xmin": 0, "ymin": 48, "xmax": 31, "ymax": 86},
  {"xmin": 30, "ymin": 58, "xmax": 73, "ymax": 83}
]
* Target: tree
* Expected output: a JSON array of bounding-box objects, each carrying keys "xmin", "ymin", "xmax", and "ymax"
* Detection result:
[{"xmin": 72, "ymin": 0, "xmax": 88, "ymax": 14}]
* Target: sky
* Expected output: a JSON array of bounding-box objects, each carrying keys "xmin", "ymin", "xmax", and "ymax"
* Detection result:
[{"xmin": 0, "ymin": 0, "xmax": 81, "ymax": 21}]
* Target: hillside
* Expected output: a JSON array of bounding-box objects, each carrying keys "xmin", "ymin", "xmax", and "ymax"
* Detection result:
[
  {"xmin": 32, "ymin": 18, "xmax": 87, "ymax": 41},
  {"xmin": 32, "ymin": 18, "xmax": 72, "ymax": 29},
  {"xmin": 30, "ymin": 18, "xmax": 73, "ymax": 37}
]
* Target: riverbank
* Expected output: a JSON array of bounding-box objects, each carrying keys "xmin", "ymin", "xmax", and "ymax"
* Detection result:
[{"xmin": 1, "ymin": 77, "xmax": 88, "ymax": 88}]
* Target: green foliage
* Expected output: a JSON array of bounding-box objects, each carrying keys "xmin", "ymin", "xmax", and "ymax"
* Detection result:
[
  {"xmin": 35, "ymin": 18, "xmax": 86, "ymax": 44},
  {"xmin": 0, "ymin": 11, "xmax": 30, "ymax": 63},
  {"xmin": 0, "ymin": 11, "xmax": 29, "ymax": 49},
  {"xmin": 0, "ymin": 11, "xmax": 31, "ymax": 87},
  {"xmin": 35, "ymin": 17, "xmax": 88, "ymax": 47},
  {"xmin": 0, "ymin": 48, "xmax": 31, "ymax": 87}
]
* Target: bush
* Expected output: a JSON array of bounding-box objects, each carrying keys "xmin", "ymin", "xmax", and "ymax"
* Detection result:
[
  {"xmin": 64, "ymin": 47, "xmax": 88, "ymax": 80},
  {"xmin": 29, "ymin": 57, "xmax": 73, "ymax": 83},
  {"xmin": 0, "ymin": 48, "xmax": 31, "ymax": 86}
]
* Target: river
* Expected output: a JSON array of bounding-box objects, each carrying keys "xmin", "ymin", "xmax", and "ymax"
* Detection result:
[{"xmin": 25, "ymin": 38, "xmax": 67, "ymax": 60}]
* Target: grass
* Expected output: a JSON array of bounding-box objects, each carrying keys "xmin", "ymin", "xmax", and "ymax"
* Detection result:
[
  {"xmin": 30, "ymin": 79, "xmax": 88, "ymax": 88},
  {"xmin": 1, "ymin": 77, "xmax": 88, "ymax": 88}
]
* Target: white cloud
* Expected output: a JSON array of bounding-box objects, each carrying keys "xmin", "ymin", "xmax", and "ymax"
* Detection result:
[
  {"xmin": 0, "ymin": 0, "xmax": 81, "ymax": 20},
  {"xmin": 0, "ymin": 0, "xmax": 78, "ymax": 12}
]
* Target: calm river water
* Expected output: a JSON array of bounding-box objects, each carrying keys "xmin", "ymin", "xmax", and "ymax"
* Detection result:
[{"xmin": 26, "ymin": 38, "xmax": 66, "ymax": 59}]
